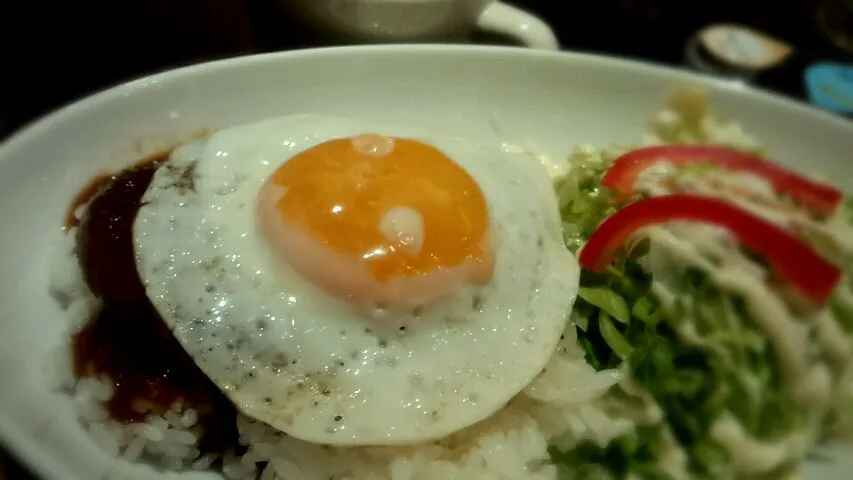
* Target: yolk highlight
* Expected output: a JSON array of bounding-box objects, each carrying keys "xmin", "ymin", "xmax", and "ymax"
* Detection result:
[{"xmin": 257, "ymin": 135, "xmax": 494, "ymax": 305}]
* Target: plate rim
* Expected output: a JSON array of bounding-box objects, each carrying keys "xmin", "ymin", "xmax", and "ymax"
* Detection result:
[{"xmin": 2, "ymin": 44, "xmax": 852, "ymax": 159}]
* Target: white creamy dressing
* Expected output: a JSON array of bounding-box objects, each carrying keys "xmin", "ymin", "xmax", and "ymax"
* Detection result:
[
  {"xmin": 796, "ymin": 212, "xmax": 853, "ymax": 262},
  {"xmin": 676, "ymin": 321, "xmax": 764, "ymax": 401},
  {"xmin": 654, "ymin": 429, "xmax": 692, "ymax": 480},
  {"xmin": 617, "ymin": 374, "xmax": 664, "ymax": 424},
  {"xmin": 650, "ymin": 281, "xmax": 676, "ymax": 309},
  {"xmin": 685, "ymin": 174, "xmax": 796, "ymax": 226},
  {"xmin": 825, "ymin": 213, "xmax": 853, "ymax": 251},
  {"xmin": 713, "ymin": 268, "xmax": 832, "ymax": 407},
  {"xmin": 628, "ymin": 166, "xmax": 852, "ymax": 472},
  {"xmin": 711, "ymin": 414, "xmax": 814, "ymax": 475},
  {"xmin": 642, "ymin": 228, "xmax": 828, "ymax": 404},
  {"xmin": 635, "ymin": 162, "xmax": 678, "ymax": 196},
  {"xmin": 815, "ymin": 308, "xmax": 853, "ymax": 367}
]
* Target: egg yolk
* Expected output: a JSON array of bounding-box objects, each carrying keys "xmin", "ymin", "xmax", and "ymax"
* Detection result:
[{"xmin": 257, "ymin": 134, "xmax": 495, "ymax": 308}]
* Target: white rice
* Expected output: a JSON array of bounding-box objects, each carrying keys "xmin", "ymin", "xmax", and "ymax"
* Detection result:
[{"xmin": 46, "ymin": 227, "xmax": 627, "ymax": 479}]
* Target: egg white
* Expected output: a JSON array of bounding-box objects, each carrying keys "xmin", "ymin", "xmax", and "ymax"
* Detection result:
[{"xmin": 133, "ymin": 114, "xmax": 580, "ymax": 446}]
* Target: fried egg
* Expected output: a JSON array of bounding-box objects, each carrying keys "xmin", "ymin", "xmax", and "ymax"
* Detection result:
[{"xmin": 133, "ymin": 114, "xmax": 579, "ymax": 446}]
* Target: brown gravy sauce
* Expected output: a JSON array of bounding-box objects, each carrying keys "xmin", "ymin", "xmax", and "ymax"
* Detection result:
[{"xmin": 68, "ymin": 152, "xmax": 239, "ymax": 454}]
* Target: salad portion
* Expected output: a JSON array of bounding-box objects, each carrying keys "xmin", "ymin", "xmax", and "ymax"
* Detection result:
[{"xmin": 551, "ymin": 90, "xmax": 853, "ymax": 479}]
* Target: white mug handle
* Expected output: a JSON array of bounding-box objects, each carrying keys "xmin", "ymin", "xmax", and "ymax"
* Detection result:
[{"xmin": 475, "ymin": 1, "xmax": 559, "ymax": 50}]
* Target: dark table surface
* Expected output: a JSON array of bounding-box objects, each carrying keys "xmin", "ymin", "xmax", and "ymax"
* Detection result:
[
  {"xmin": 1, "ymin": 0, "xmax": 852, "ymax": 139},
  {"xmin": 1, "ymin": 0, "xmax": 852, "ymax": 477}
]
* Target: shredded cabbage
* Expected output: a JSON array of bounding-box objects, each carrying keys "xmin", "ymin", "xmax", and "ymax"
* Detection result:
[{"xmin": 549, "ymin": 92, "xmax": 853, "ymax": 480}]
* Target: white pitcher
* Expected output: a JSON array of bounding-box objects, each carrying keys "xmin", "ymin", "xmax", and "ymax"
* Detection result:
[{"xmin": 280, "ymin": 0, "xmax": 559, "ymax": 49}]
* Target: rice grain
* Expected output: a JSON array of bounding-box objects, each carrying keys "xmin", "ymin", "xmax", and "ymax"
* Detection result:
[
  {"xmin": 191, "ymin": 454, "xmax": 217, "ymax": 470},
  {"xmin": 123, "ymin": 437, "xmax": 147, "ymax": 462},
  {"xmin": 163, "ymin": 428, "xmax": 197, "ymax": 445},
  {"xmin": 180, "ymin": 409, "xmax": 198, "ymax": 427},
  {"xmin": 129, "ymin": 423, "xmax": 165, "ymax": 442},
  {"xmin": 48, "ymin": 227, "xmax": 623, "ymax": 480}
]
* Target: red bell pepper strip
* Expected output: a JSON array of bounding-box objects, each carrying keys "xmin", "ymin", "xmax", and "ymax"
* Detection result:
[
  {"xmin": 601, "ymin": 145, "xmax": 843, "ymax": 216},
  {"xmin": 578, "ymin": 194, "xmax": 842, "ymax": 304}
]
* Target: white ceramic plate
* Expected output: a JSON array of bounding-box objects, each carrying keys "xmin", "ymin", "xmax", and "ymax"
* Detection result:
[{"xmin": 0, "ymin": 45, "xmax": 850, "ymax": 480}]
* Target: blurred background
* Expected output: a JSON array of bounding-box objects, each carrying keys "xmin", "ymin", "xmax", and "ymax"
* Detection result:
[
  {"xmin": 0, "ymin": 0, "xmax": 852, "ymax": 476},
  {"xmin": 1, "ymin": 0, "xmax": 852, "ymax": 140}
]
